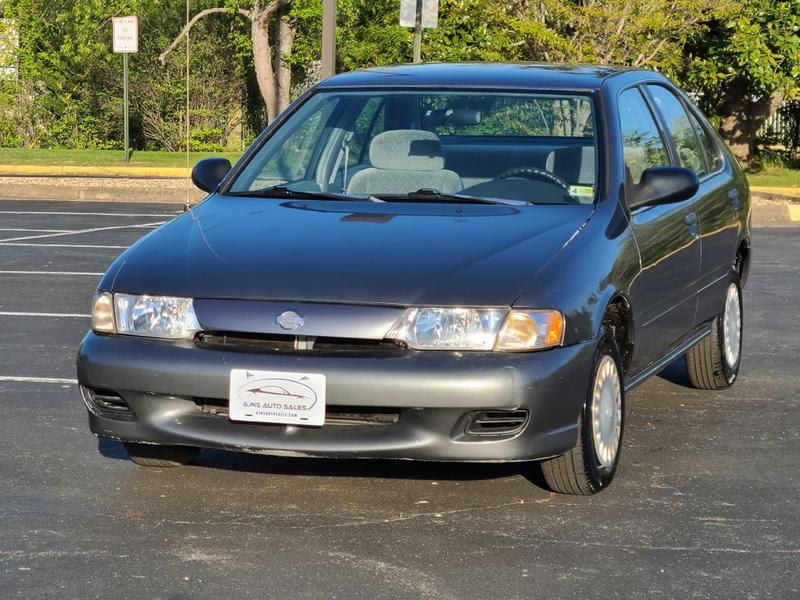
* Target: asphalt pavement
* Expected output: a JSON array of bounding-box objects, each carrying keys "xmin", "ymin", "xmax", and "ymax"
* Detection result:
[{"xmin": 0, "ymin": 199, "xmax": 798, "ymax": 599}]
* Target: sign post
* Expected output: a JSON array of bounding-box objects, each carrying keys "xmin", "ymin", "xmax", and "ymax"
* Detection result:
[
  {"xmin": 112, "ymin": 16, "xmax": 138, "ymax": 164},
  {"xmin": 321, "ymin": 0, "xmax": 337, "ymax": 79},
  {"xmin": 399, "ymin": 0, "xmax": 438, "ymax": 63}
]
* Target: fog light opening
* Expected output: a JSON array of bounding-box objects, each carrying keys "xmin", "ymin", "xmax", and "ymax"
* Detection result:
[{"xmin": 464, "ymin": 410, "xmax": 529, "ymax": 436}]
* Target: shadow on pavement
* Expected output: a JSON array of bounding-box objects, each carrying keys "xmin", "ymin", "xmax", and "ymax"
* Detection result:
[{"xmin": 98, "ymin": 437, "xmax": 550, "ymax": 487}]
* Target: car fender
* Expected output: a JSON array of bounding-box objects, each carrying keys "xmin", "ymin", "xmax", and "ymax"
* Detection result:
[{"xmin": 513, "ymin": 196, "xmax": 641, "ymax": 347}]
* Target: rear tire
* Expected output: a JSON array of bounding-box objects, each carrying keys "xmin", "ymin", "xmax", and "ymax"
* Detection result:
[
  {"xmin": 686, "ymin": 274, "xmax": 742, "ymax": 390},
  {"xmin": 540, "ymin": 333, "xmax": 625, "ymax": 495},
  {"xmin": 124, "ymin": 442, "xmax": 199, "ymax": 467}
]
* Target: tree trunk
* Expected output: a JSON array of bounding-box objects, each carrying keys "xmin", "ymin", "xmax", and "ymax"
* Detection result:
[
  {"xmin": 717, "ymin": 78, "xmax": 784, "ymax": 167},
  {"xmin": 251, "ymin": 5, "xmax": 279, "ymax": 122},
  {"xmin": 275, "ymin": 0, "xmax": 296, "ymax": 113},
  {"xmin": 159, "ymin": 2, "xmax": 295, "ymax": 123}
]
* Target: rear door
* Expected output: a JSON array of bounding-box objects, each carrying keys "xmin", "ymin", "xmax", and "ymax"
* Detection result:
[
  {"xmin": 619, "ymin": 86, "xmax": 702, "ymax": 370},
  {"xmin": 644, "ymin": 84, "xmax": 740, "ymax": 325}
]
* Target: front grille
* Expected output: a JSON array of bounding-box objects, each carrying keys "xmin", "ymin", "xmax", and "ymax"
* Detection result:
[
  {"xmin": 464, "ymin": 410, "xmax": 529, "ymax": 436},
  {"xmin": 81, "ymin": 386, "xmax": 136, "ymax": 420},
  {"xmin": 196, "ymin": 332, "xmax": 406, "ymax": 356},
  {"xmin": 194, "ymin": 397, "xmax": 400, "ymax": 426}
]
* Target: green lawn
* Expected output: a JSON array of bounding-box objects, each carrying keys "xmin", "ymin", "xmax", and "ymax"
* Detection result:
[
  {"xmin": 0, "ymin": 148, "xmax": 242, "ymax": 168},
  {"xmin": 746, "ymin": 165, "xmax": 800, "ymax": 188}
]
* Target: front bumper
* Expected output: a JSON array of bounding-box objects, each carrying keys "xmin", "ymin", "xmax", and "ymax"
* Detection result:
[{"xmin": 76, "ymin": 332, "xmax": 596, "ymax": 462}]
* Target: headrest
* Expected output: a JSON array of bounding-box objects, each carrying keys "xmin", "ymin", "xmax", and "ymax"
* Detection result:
[{"xmin": 369, "ymin": 130, "xmax": 445, "ymax": 171}]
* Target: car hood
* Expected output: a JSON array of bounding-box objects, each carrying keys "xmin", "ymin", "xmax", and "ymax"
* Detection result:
[{"xmin": 109, "ymin": 194, "xmax": 591, "ymax": 306}]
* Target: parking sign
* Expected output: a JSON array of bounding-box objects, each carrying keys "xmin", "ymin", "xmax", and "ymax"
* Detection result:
[
  {"xmin": 112, "ymin": 16, "xmax": 138, "ymax": 54},
  {"xmin": 399, "ymin": 0, "xmax": 438, "ymax": 28}
]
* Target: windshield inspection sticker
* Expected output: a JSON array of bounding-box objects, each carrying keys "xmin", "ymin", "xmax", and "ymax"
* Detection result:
[
  {"xmin": 569, "ymin": 185, "xmax": 595, "ymax": 202},
  {"xmin": 229, "ymin": 369, "xmax": 326, "ymax": 426}
]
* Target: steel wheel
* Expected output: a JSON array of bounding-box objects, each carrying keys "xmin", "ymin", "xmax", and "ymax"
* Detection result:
[{"xmin": 590, "ymin": 355, "xmax": 622, "ymax": 469}]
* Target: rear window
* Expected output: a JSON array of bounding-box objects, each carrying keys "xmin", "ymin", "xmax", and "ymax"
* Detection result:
[{"xmin": 420, "ymin": 95, "xmax": 594, "ymax": 138}]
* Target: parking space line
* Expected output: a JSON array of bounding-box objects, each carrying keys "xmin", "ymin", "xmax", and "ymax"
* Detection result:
[
  {"xmin": 0, "ymin": 242, "xmax": 129, "ymax": 249},
  {"xmin": 0, "ymin": 228, "xmax": 74, "ymax": 233},
  {"xmin": 0, "ymin": 270, "xmax": 103, "ymax": 276},
  {"xmin": 0, "ymin": 210, "xmax": 177, "ymax": 217},
  {"xmin": 0, "ymin": 221, "xmax": 165, "ymax": 244},
  {"xmin": 0, "ymin": 311, "xmax": 89, "ymax": 318},
  {"xmin": 0, "ymin": 375, "xmax": 77, "ymax": 384}
]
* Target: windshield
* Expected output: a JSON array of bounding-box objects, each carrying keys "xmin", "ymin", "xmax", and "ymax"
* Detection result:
[{"xmin": 228, "ymin": 90, "xmax": 598, "ymax": 205}]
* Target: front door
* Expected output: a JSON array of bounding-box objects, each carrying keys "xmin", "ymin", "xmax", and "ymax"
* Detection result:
[
  {"xmin": 644, "ymin": 84, "xmax": 741, "ymax": 326},
  {"xmin": 618, "ymin": 86, "xmax": 701, "ymax": 371}
]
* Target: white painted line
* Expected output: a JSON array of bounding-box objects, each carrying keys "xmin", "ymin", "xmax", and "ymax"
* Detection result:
[
  {"xmin": 0, "ymin": 242, "xmax": 129, "ymax": 249},
  {"xmin": 0, "ymin": 375, "xmax": 78, "ymax": 384},
  {"xmin": 0, "ymin": 221, "xmax": 165, "ymax": 243},
  {"xmin": 0, "ymin": 210, "xmax": 177, "ymax": 217},
  {"xmin": 0, "ymin": 311, "xmax": 89, "ymax": 318},
  {"xmin": 0, "ymin": 228, "xmax": 74, "ymax": 233},
  {"xmin": 0, "ymin": 270, "xmax": 103, "ymax": 276}
]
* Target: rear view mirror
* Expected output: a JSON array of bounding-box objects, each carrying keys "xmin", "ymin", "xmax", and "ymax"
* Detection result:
[
  {"xmin": 628, "ymin": 166, "xmax": 699, "ymax": 210},
  {"xmin": 191, "ymin": 158, "xmax": 232, "ymax": 193}
]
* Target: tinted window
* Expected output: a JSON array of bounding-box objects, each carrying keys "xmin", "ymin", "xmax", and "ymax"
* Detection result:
[
  {"xmin": 647, "ymin": 85, "xmax": 707, "ymax": 175},
  {"xmin": 421, "ymin": 95, "xmax": 594, "ymax": 138},
  {"xmin": 618, "ymin": 88, "xmax": 669, "ymax": 185},
  {"xmin": 688, "ymin": 109, "xmax": 724, "ymax": 173}
]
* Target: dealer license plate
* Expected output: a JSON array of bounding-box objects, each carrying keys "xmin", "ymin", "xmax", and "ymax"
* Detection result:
[{"xmin": 228, "ymin": 368, "xmax": 326, "ymax": 426}]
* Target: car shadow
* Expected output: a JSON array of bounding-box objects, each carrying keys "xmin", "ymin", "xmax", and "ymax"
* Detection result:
[
  {"xmin": 98, "ymin": 438, "xmax": 549, "ymax": 487},
  {"xmin": 656, "ymin": 356, "xmax": 693, "ymax": 387}
]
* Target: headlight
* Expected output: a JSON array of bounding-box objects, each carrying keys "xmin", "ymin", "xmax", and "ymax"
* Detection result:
[
  {"xmin": 90, "ymin": 293, "xmax": 201, "ymax": 339},
  {"xmin": 386, "ymin": 307, "xmax": 564, "ymax": 352}
]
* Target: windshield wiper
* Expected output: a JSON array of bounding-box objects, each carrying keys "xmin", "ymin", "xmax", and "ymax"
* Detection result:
[
  {"xmin": 373, "ymin": 189, "xmax": 526, "ymax": 205},
  {"xmin": 226, "ymin": 186, "xmax": 377, "ymax": 202}
]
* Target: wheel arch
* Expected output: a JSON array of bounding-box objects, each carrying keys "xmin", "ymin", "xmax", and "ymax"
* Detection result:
[
  {"xmin": 598, "ymin": 293, "xmax": 635, "ymax": 375},
  {"xmin": 736, "ymin": 237, "xmax": 751, "ymax": 287}
]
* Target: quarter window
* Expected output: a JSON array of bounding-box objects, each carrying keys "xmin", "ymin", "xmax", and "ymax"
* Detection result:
[
  {"xmin": 688, "ymin": 110, "xmax": 724, "ymax": 173},
  {"xmin": 647, "ymin": 85, "xmax": 707, "ymax": 176},
  {"xmin": 618, "ymin": 88, "xmax": 669, "ymax": 185}
]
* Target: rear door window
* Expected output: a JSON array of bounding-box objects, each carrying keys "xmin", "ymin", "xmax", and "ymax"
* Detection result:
[
  {"xmin": 618, "ymin": 88, "xmax": 670, "ymax": 185},
  {"xmin": 646, "ymin": 85, "xmax": 708, "ymax": 176}
]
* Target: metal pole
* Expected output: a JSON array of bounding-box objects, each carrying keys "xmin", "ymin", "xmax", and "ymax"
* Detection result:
[
  {"xmin": 321, "ymin": 0, "xmax": 336, "ymax": 79},
  {"xmin": 412, "ymin": 0, "xmax": 423, "ymax": 63},
  {"xmin": 123, "ymin": 52, "xmax": 129, "ymax": 164}
]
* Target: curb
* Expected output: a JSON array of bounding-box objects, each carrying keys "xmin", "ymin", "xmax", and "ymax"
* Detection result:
[
  {"xmin": 0, "ymin": 165, "xmax": 190, "ymax": 178},
  {"xmin": 0, "ymin": 175, "xmax": 203, "ymax": 204},
  {"xmin": 750, "ymin": 185, "xmax": 800, "ymax": 199}
]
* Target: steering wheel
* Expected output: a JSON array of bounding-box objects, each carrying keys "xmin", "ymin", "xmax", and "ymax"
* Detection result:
[{"xmin": 498, "ymin": 166, "xmax": 572, "ymax": 193}]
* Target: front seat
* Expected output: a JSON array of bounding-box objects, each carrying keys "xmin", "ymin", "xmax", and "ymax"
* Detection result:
[{"xmin": 347, "ymin": 129, "xmax": 462, "ymax": 195}]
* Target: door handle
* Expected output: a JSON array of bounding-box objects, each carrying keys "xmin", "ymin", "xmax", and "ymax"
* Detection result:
[
  {"xmin": 684, "ymin": 211, "xmax": 699, "ymax": 237},
  {"xmin": 728, "ymin": 188, "xmax": 740, "ymax": 210}
]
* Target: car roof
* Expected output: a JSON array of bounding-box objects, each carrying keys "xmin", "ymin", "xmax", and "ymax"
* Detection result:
[{"xmin": 318, "ymin": 62, "xmax": 652, "ymax": 91}]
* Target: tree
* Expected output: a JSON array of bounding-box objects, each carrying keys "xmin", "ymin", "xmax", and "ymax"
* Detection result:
[
  {"xmin": 684, "ymin": 0, "xmax": 800, "ymax": 165},
  {"xmin": 159, "ymin": 0, "xmax": 296, "ymax": 122}
]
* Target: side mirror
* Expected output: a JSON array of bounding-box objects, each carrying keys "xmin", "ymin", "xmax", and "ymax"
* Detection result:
[
  {"xmin": 628, "ymin": 166, "xmax": 699, "ymax": 210},
  {"xmin": 191, "ymin": 158, "xmax": 232, "ymax": 193}
]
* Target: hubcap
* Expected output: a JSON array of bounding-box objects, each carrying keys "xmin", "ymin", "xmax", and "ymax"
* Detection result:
[
  {"xmin": 591, "ymin": 355, "xmax": 622, "ymax": 469},
  {"xmin": 722, "ymin": 283, "xmax": 741, "ymax": 368}
]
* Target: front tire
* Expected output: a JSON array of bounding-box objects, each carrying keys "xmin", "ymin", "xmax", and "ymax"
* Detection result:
[
  {"xmin": 124, "ymin": 442, "xmax": 199, "ymax": 467},
  {"xmin": 540, "ymin": 334, "xmax": 625, "ymax": 495},
  {"xmin": 686, "ymin": 275, "xmax": 742, "ymax": 390}
]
